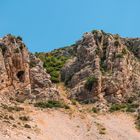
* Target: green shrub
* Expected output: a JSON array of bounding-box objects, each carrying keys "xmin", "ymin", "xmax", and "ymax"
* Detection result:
[
  {"xmin": 126, "ymin": 103, "xmax": 139, "ymax": 112},
  {"xmin": 17, "ymin": 36, "xmax": 22, "ymax": 41},
  {"xmin": 114, "ymin": 40, "xmax": 120, "ymax": 47},
  {"xmin": 36, "ymin": 53, "xmax": 69, "ymax": 83},
  {"xmin": 116, "ymin": 53, "xmax": 124, "ymax": 58},
  {"xmin": 92, "ymin": 107, "xmax": 98, "ymax": 113},
  {"xmin": 50, "ymin": 71, "xmax": 59, "ymax": 78},
  {"xmin": 109, "ymin": 103, "xmax": 139, "ymax": 112},
  {"xmin": 51, "ymin": 77, "xmax": 60, "ymax": 83},
  {"xmin": 109, "ymin": 104, "xmax": 126, "ymax": 112},
  {"xmin": 46, "ymin": 67, "xmax": 54, "ymax": 73},
  {"xmin": 34, "ymin": 100, "xmax": 70, "ymax": 109},
  {"xmin": 71, "ymin": 99, "xmax": 77, "ymax": 105},
  {"xmin": 85, "ymin": 76, "xmax": 98, "ymax": 91},
  {"xmin": 122, "ymin": 48, "xmax": 127, "ymax": 55}
]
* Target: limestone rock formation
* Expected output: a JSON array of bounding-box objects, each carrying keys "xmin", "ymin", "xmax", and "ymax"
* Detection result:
[
  {"xmin": 0, "ymin": 34, "xmax": 59, "ymax": 102},
  {"xmin": 61, "ymin": 30, "xmax": 140, "ymax": 105}
]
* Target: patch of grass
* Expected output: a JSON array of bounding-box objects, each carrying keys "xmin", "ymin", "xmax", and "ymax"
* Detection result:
[
  {"xmin": 109, "ymin": 104, "xmax": 126, "ymax": 112},
  {"xmin": 109, "ymin": 103, "xmax": 139, "ymax": 112},
  {"xmin": 34, "ymin": 100, "xmax": 70, "ymax": 109}
]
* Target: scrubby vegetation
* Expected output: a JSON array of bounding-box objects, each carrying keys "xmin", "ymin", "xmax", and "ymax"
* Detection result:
[
  {"xmin": 85, "ymin": 76, "xmax": 98, "ymax": 91},
  {"xmin": 92, "ymin": 107, "xmax": 98, "ymax": 113},
  {"xmin": 115, "ymin": 53, "xmax": 124, "ymax": 58},
  {"xmin": 17, "ymin": 36, "xmax": 23, "ymax": 41},
  {"xmin": 109, "ymin": 103, "xmax": 139, "ymax": 112},
  {"xmin": 35, "ymin": 52, "xmax": 69, "ymax": 83},
  {"xmin": 114, "ymin": 40, "xmax": 120, "ymax": 47},
  {"xmin": 34, "ymin": 100, "xmax": 70, "ymax": 109}
]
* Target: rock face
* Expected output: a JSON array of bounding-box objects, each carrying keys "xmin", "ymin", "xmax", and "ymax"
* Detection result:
[
  {"xmin": 61, "ymin": 30, "xmax": 140, "ymax": 104},
  {"xmin": 0, "ymin": 34, "xmax": 59, "ymax": 102}
]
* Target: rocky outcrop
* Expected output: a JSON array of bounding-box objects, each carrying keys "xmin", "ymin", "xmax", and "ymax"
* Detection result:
[
  {"xmin": 0, "ymin": 34, "xmax": 59, "ymax": 102},
  {"xmin": 61, "ymin": 30, "xmax": 140, "ymax": 104}
]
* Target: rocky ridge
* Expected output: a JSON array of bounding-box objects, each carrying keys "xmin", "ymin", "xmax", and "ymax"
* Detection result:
[
  {"xmin": 61, "ymin": 30, "xmax": 140, "ymax": 109},
  {"xmin": 0, "ymin": 34, "xmax": 59, "ymax": 103}
]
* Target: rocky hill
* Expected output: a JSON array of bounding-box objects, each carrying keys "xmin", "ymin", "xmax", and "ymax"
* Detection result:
[
  {"xmin": 61, "ymin": 31, "xmax": 140, "ymax": 110},
  {"xmin": 0, "ymin": 32, "xmax": 140, "ymax": 139},
  {"xmin": 0, "ymin": 34, "xmax": 59, "ymax": 103}
]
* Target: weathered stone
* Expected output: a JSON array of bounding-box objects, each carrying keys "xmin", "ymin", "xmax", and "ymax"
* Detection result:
[
  {"xmin": 0, "ymin": 34, "xmax": 59, "ymax": 102},
  {"xmin": 61, "ymin": 30, "xmax": 140, "ymax": 104}
]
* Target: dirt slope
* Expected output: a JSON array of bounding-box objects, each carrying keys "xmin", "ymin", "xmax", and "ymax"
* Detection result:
[{"xmin": 0, "ymin": 104, "xmax": 140, "ymax": 140}]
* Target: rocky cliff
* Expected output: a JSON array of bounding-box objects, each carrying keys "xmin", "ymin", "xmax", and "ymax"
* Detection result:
[
  {"xmin": 61, "ymin": 30, "xmax": 140, "ymax": 108},
  {"xmin": 0, "ymin": 34, "xmax": 59, "ymax": 102}
]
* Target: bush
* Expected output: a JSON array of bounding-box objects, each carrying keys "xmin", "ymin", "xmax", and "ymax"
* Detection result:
[
  {"xmin": 34, "ymin": 100, "xmax": 70, "ymax": 109},
  {"xmin": 92, "ymin": 107, "xmax": 98, "ymax": 113},
  {"xmin": 71, "ymin": 99, "xmax": 77, "ymax": 105},
  {"xmin": 116, "ymin": 53, "xmax": 124, "ymax": 58},
  {"xmin": 36, "ymin": 53, "xmax": 69, "ymax": 83},
  {"xmin": 50, "ymin": 71, "xmax": 59, "ymax": 78},
  {"xmin": 51, "ymin": 77, "xmax": 60, "ymax": 83},
  {"xmin": 17, "ymin": 36, "xmax": 23, "ymax": 41},
  {"xmin": 109, "ymin": 103, "xmax": 139, "ymax": 112},
  {"xmin": 114, "ymin": 40, "xmax": 120, "ymax": 47},
  {"xmin": 109, "ymin": 104, "xmax": 126, "ymax": 112},
  {"xmin": 85, "ymin": 76, "xmax": 98, "ymax": 91},
  {"xmin": 122, "ymin": 48, "xmax": 127, "ymax": 55}
]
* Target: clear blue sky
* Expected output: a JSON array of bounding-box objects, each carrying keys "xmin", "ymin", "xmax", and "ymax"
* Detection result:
[{"xmin": 0, "ymin": 0, "xmax": 140, "ymax": 52}]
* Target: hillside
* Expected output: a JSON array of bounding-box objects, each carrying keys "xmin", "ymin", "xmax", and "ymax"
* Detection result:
[{"xmin": 0, "ymin": 31, "xmax": 140, "ymax": 139}]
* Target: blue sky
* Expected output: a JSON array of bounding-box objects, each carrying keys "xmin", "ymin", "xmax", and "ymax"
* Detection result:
[{"xmin": 0, "ymin": 0, "xmax": 140, "ymax": 52}]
